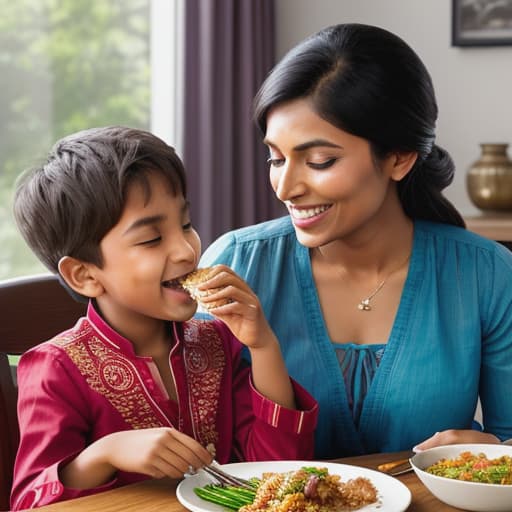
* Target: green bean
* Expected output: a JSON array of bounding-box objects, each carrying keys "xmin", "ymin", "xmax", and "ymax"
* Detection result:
[{"xmin": 194, "ymin": 484, "xmax": 256, "ymax": 510}]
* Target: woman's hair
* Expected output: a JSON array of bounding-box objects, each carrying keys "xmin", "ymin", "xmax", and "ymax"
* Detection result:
[
  {"xmin": 254, "ymin": 23, "xmax": 464, "ymax": 227},
  {"xmin": 14, "ymin": 126, "xmax": 187, "ymax": 274}
]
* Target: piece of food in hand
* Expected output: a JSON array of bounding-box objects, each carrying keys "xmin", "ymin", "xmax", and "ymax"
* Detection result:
[{"xmin": 179, "ymin": 268, "xmax": 231, "ymax": 310}]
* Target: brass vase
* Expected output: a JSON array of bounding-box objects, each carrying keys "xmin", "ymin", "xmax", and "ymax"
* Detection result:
[{"xmin": 466, "ymin": 143, "xmax": 512, "ymax": 211}]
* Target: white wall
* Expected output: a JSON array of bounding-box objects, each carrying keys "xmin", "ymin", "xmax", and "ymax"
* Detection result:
[{"xmin": 275, "ymin": 0, "xmax": 512, "ymax": 216}]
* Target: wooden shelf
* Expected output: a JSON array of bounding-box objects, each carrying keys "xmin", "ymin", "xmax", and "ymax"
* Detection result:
[{"xmin": 464, "ymin": 213, "xmax": 512, "ymax": 243}]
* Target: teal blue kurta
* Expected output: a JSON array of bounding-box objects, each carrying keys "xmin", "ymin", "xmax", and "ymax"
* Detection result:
[{"xmin": 200, "ymin": 217, "xmax": 512, "ymax": 459}]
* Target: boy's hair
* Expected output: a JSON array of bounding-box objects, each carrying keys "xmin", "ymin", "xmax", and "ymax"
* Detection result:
[{"xmin": 14, "ymin": 126, "xmax": 187, "ymax": 274}]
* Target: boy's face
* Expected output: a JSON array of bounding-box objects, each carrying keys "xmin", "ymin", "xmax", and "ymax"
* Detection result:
[{"xmin": 90, "ymin": 171, "xmax": 201, "ymax": 337}]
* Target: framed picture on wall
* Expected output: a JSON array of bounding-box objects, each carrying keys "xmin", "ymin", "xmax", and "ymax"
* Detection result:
[{"xmin": 452, "ymin": 0, "xmax": 512, "ymax": 46}]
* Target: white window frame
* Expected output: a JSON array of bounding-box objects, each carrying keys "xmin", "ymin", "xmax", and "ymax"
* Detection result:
[{"xmin": 150, "ymin": 0, "xmax": 184, "ymax": 154}]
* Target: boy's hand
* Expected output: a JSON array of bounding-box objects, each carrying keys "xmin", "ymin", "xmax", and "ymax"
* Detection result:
[
  {"xmin": 102, "ymin": 427, "xmax": 213, "ymax": 478},
  {"xmin": 194, "ymin": 266, "xmax": 295, "ymax": 409},
  {"xmin": 195, "ymin": 265, "xmax": 276, "ymax": 349},
  {"xmin": 60, "ymin": 428, "xmax": 213, "ymax": 488}
]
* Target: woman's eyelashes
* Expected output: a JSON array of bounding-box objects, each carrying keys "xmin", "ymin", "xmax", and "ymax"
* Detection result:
[
  {"xmin": 266, "ymin": 156, "xmax": 339, "ymax": 170},
  {"xmin": 308, "ymin": 158, "xmax": 338, "ymax": 170},
  {"xmin": 266, "ymin": 156, "xmax": 285, "ymax": 167}
]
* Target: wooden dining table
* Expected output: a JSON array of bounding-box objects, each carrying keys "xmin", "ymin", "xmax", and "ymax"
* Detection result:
[{"xmin": 24, "ymin": 450, "xmax": 465, "ymax": 511}]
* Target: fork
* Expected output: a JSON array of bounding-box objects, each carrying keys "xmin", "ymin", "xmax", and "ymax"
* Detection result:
[
  {"xmin": 377, "ymin": 457, "xmax": 413, "ymax": 476},
  {"xmin": 200, "ymin": 460, "xmax": 255, "ymax": 490}
]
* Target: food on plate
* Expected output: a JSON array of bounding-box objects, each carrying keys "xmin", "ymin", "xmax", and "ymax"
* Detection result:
[
  {"xmin": 194, "ymin": 481, "xmax": 257, "ymax": 510},
  {"xmin": 425, "ymin": 451, "xmax": 512, "ymax": 485},
  {"xmin": 179, "ymin": 268, "xmax": 230, "ymax": 310},
  {"xmin": 194, "ymin": 466, "xmax": 378, "ymax": 511}
]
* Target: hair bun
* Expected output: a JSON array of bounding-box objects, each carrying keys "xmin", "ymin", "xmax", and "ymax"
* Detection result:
[{"xmin": 422, "ymin": 145, "xmax": 455, "ymax": 190}]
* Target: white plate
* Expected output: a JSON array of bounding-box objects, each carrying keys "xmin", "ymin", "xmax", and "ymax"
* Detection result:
[{"xmin": 176, "ymin": 460, "xmax": 411, "ymax": 511}]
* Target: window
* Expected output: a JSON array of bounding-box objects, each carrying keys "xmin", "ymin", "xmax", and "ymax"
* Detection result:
[{"xmin": 0, "ymin": 0, "xmax": 182, "ymax": 279}]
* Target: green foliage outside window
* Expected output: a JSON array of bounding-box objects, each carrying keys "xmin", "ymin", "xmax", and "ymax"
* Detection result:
[{"xmin": 0, "ymin": 0, "xmax": 150, "ymax": 279}]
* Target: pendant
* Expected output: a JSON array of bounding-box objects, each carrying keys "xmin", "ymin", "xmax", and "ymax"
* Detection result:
[{"xmin": 358, "ymin": 298, "xmax": 372, "ymax": 311}]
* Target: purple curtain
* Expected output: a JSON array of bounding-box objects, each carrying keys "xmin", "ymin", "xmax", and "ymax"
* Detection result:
[{"xmin": 184, "ymin": 0, "xmax": 284, "ymax": 248}]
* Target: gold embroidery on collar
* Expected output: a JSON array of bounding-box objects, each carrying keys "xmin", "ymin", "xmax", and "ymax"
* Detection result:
[
  {"xmin": 183, "ymin": 320, "xmax": 225, "ymax": 447},
  {"xmin": 52, "ymin": 327, "xmax": 167, "ymax": 429}
]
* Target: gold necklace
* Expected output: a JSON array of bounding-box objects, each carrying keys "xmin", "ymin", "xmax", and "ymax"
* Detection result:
[
  {"xmin": 358, "ymin": 279, "xmax": 387, "ymax": 311},
  {"xmin": 318, "ymin": 249, "xmax": 411, "ymax": 312},
  {"xmin": 357, "ymin": 254, "xmax": 411, "ymax": 311}
]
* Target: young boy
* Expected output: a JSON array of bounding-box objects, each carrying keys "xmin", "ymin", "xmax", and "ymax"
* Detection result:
[{"xmin": 11, "ymin": 126, "xmax": 318, "ymax": 510}]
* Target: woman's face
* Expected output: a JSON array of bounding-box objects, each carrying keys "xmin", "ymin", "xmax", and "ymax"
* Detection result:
[{"xmin": 264, "ymin": 98, "xmax": 400, "ymax": 248}]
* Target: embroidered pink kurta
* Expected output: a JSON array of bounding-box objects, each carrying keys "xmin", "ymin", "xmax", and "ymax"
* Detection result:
[{"xmin": 11, "ymin": 303, "xmax": 318, "ymax": 510}]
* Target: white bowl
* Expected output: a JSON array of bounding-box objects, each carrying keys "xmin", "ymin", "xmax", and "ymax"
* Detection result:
[{"xmin": 410, "ymin": 444, "xmax": 512, "ymax": 512}]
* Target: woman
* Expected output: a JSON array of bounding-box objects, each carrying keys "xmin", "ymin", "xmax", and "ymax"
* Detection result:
[{"xmin": 200, "ymin": 23, "xmax": 512, "ymax": 458}]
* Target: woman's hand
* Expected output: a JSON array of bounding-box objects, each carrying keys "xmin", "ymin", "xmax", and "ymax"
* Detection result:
[
  {"xmin": 413, "ymin": 429, "xmax": 501, "ymax": 452},
  {"xmin": 60, "ymin": 427, "xmax": 213, "ymax": 489}
]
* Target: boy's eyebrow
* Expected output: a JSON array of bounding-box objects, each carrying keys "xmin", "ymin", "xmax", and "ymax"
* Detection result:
[
  {"xmin": 122, "ymin": 201, "xmax": 190, "ymax": 236},
  {"xmin": 123, "ymin": 215, "xmax": 165, "ymax": 235},
  {"xmin": 263, "ymin": 138, "xmax": 343, "ymax": 152}
]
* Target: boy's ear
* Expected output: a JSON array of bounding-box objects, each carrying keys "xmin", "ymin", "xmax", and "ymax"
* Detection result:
[
  {"xmin": 58, "ymin": 256, "xmax": 104, "ymax": 298},
  {"xmin": 389, "ymin": 151, "xmax": 418, "ymax": 181}
]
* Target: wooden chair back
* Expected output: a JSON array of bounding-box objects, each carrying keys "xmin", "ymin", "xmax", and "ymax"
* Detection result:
[{"xmin": 0, "ymin": 274, "xmax": 87, "ymax": 511}]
